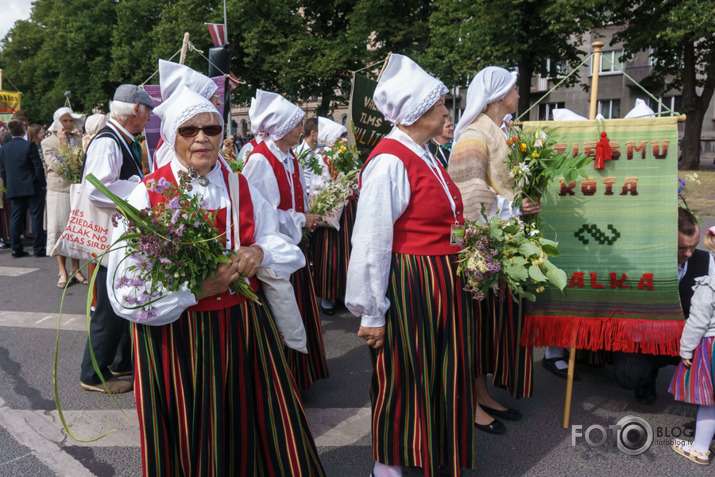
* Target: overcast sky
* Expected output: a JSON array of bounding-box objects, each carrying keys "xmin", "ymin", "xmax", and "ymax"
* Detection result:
[{"xmin": 1, "ymin": 0, "xmax": 34, "ymax": 44}]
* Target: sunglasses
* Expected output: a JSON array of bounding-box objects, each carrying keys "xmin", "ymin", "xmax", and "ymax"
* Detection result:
[{"xmin": 177, "ymin": 125, "xmax": 222, "ymax": 138}]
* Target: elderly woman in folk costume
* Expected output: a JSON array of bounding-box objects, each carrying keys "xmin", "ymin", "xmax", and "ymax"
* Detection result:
[
  {"xmin": 346, "ymin": 54, "xmax": 476, "ymax": 477},
  {"xmin": 151, "ymin": 59, "xmax": 223, "ymax": 172},
  {"xmin": 237, "ymin": 97, "xmax": 266, "ymax": 163},
  {"xmin": 448, "ymin": 66, "xmax": 540, "ymax": 435},
  {"xmin": 42, "ymin": 107, "xmax": 86, "ymax": 287},
  {"xmin": 82, "ymin": 114, "xmax": 108, "ymax": 152},
  {"xmin": 241, "ymin": 90, "xmax": 329, "ymax": 390},
  {"xmin": 107, "ymin": 86, "xmax": 325, "ymax": 476},
  {"xmin": 310, "ymin": 116, "xmax": 355, "ymax": 315}
]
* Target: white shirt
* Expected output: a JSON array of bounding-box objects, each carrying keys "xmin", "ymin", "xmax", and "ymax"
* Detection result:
[
  {"xmin": 84, "ymin": 119, "xmax": 142, "ymax": 208},
  {"xmin": 241, "ymin": 139, "xmax": 307, "ymax": 245},
  {"xmin": 678, "ymin": 253, "xmax": 715, "ymax": 282},
  {"xmin": 345, "ymin": 127, "xmax": 445, "ymax": 328},
  {"xmin": 238, "ymin": 135, "xmax": 263, "ymax": 163},
  {"xmin": 107, "ymin": 158, "xmax": 305, "ymax": 325},
  {"xmin": 294, "ymin": 140, "xmax": 322, "ymax": 202}
]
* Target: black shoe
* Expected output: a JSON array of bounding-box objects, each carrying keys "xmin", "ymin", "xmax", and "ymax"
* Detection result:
[
  {"xmin": 475, "ymin": 418, "xmax": 506, "ymax": 435},
  {"xmin": 542, "ymin": 357, "xmax": 578, "ymax": 380},
  {"xmin": 635, "ymin": 382, "xmax": 657, "ymax": 405},
  {"xmin": 11, "ymin": 250, "xmax": 28, "ymax": 258},
  {"xmin": 480, "ymin": 404, "xmax": 522, "ymax": 421},
  {"xmin": 320, "ymin": 305, "xmax": 335, "ymax": 316},
  {"xmin": 34, "ymin": 250, "xmax": 46, "ymax": 257}
]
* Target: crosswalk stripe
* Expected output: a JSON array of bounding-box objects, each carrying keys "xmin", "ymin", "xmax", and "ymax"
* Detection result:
[
  {"xmin": 0, "ymin": 266, "xmax": 38, "ymax": 277},
  {"xmin": 0, "ymin": 311, "xmax": 86, "ymax": 332}
]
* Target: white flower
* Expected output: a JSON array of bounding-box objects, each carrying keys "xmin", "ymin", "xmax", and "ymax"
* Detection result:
[{"xmin": 529, "ymin": 229, "xmax": 540, "ymax": 236}]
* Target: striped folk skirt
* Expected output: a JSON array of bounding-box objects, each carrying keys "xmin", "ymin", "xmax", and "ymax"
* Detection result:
[
  {"xmin": 370, "ymin": 253, "xmax": 475, "ymax": 476},
  {"xmin": 311, "ymin": 198, "xmax": 357, "ymax": 301},
  {"xmin": 284, "ymin": 245, "xmax": 330, "ymax": 390},
  {"xmin": 474, "ymin": 289, "xmax": 533, "ymax": 399},
  {"xmin": 132, "ymin": 296, "xmax": 325, "ymax": 477},
  {"xmin": 669, "ymin": 337, "xmax": 715, "ymax": 406}
]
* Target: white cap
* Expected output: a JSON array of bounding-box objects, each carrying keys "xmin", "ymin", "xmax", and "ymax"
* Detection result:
[
  {"xmin": 373, "ymin": 54, "xmax": 448, "ymax": 126},
  {"xmin": 318, "ymin": 117, "xmax": 347, "ymax": 147},
  {"xmin": 48, "ymin": 107, "xmax": 84, "ymax": 133},
  {"xmin": 159, "ymin": 59, "xmax": 218, "ymax": 102},
  {"xmin": 453, "ymin": 66, "xmax": 517, "ymax": 143},
  {"xmin": 250, "ymin": 89, "xmax": 305, "ymax": 141},
  {"xmin": 153, "ymin": 85, "xmax": 223, "ymax": 147}
]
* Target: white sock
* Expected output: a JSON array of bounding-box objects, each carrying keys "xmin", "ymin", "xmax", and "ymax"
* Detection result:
[
  {"xmin": 372, "ymin": 462, "xmax": 402, "ymax": 477},
  {"xmin": 545, "ymin": 346, "xmax": 568, "ymax": 369},
  {"xmin": 693, "ymin": 405, "xmax": 715, "ymax": 453},
  {"xmin": 321, "ymin": 298, "xmax": 335, "ymax": 309}
]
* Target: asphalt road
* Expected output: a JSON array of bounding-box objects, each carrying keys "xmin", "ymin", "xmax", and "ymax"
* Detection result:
[{"xmin": 1, "ymin": 227, "xmax": 714, "ymax": 476}]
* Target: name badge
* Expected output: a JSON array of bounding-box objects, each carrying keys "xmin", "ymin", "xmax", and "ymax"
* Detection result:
[{"xmin": 450, "ymin": 224, "xmax": 464, "ymax": 246}]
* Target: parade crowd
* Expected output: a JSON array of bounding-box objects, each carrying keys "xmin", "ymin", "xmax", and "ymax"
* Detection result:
[{"xmin": 1, "ymin": 53, "xmax": 715, "ymax": 476}]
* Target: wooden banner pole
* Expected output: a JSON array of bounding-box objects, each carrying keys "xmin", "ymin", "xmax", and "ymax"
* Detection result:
[
  {"xmin": 179, "ymin": 33, "xmax": 190, "ymax": 65},
  {"xmin": 376, "ymin": 52, "xmax": 392, "ymax": 82},
  {"xmin": 588, "ymin": 41, "xmax": 604, "ymax": 120}
]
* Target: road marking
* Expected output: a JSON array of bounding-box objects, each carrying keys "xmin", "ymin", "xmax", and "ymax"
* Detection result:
[
  {"xmin": 0, "ymin": 266, "xmax": 38, "ymax": 277},
  {"xmin": 0, "ymin": 311, "xmax": 86, "ymax": 331},
  {"xmin": 0, "ymin": 397, "xmax": 94, "ymax": 476}
]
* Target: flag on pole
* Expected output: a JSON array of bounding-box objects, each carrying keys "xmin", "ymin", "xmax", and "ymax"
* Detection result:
[
  {"xmin": 206, "ymin": 23, "xmax": 227, "ymax": 46},
  {"xmin": 228, "ymin": 72, "xmax": 240, "ymax": 90}
]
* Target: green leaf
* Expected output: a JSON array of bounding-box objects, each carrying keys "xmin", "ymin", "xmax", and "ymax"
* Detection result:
[
  {"xmin": 528, "ymin": 265, "xmax": 547, "ymax": 282},
  {"xmin": 511, "ymin": 256, "xmax": 528, "ymax": 267},
  {"xmin": 518, "ymin": 241, "xmax": 540, "ymax": 257},
  {"xmin": 543, "ymin": 261, "xmax": 568, "ymax": 290},
  {"xmin": 542, "ymin": 244, "xmax": 560, "ymax": 257},
  {"xmin": 504, "ymin": 263, "xmax": 528, "ymax": 282}
]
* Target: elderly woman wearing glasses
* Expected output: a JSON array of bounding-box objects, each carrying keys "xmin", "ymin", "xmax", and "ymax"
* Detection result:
[
  {"xmin": 346, "ymin": 54, "xmax": 476, "ymax": 477},
  {"xmin": 106, "ymin": 86, "xmax": 325, "ymax": 476}
]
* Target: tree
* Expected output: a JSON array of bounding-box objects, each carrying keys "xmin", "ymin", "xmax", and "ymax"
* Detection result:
[
  {"xmin": 611, "ymin": 1, "xmax": 715, "ymax": 170},
  {"xmin": 421, "ymin": 0, "xmax": 608, "ymax": 116}
]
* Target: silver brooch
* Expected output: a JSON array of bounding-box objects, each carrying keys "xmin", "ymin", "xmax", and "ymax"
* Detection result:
[{"xmin": 198, "ymin": 176, "xmax": 210, "ymax": 187}]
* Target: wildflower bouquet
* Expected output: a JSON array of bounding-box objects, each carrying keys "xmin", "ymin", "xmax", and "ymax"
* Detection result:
[
  {"xmin": 309, "ymin": 169, "xmax": 359, "ymax": 217},
  {"xmin": 320, "ymin": 141, "xmax": 362, "ymax": 176},
  {"xmin": 296, "ymin": 146, "xmax": 322, "ymax": 176},
  {"xmin": 85, "ymin": 171, "xmax": 259, "ymax": 321},
  {"xmin": 506, "ymin": 126, "xmax": 591, "ymax": 225},
  {"xmin": 458, "ymin": 212, "xmax": 567, "ymax": 302},
  {"xmin": 51, "ymin": 142, "xmax": 85, "ymax": 183}
]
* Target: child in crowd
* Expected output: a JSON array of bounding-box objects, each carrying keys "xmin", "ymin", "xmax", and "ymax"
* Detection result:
[{"xmin": 670, "ymin": 226, "xmax": 715, "ymax": 464}]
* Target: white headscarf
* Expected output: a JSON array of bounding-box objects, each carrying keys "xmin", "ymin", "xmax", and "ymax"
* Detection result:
[
  {"xmin": 624, "ymin": 98, "xmax": 656, "ymax": 119},
  {"xmin": 158, "ymin": 59, "xmax": 218, "ymax": 102},
  {"xmin": 82, "ymin": 113, "xmax": 108, "ymax": 151},
  {"xmin": 153, "ymin": 85, "xmax": 223, "ymax": 148},
  {"xmin": 373, "ymin": 54, "xmax": 448, "ymax": 126},
  {"xmin": 249, "ymin": 89, "xmax": 305, "ymax": 141},
  {"xmin": 317, "ymin": 117, "xmax": 347, "ymax": 147},
  {"xmin": 48, "ymin": 107, "xmax": 84, "ymax": 134},
  {"xmin": 453, "ymin": 67, "xmax": 517, "ymax": 143}
]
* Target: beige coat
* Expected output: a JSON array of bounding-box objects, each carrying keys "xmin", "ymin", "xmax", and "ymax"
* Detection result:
[{"xmin": 41, "ymin": 131, "xmax": 83, "ymax": 193}]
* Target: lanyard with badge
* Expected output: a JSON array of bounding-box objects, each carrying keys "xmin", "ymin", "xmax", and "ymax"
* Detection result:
[{"xmin": 423, "ymin": 148, "xmax": 463, "ymax": 246}]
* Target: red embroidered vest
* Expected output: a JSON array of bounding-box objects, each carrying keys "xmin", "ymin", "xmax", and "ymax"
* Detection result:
[
  {"xmin": 249, "ymin": 141, "xmax": 305, "ymax": 213},
  {"xmin": 144, "ymin": 163, "xmax": 260, "ymax": 310},
  {"xmin": 362, "ymin": 138, "xmax": 464, "ymax": 256}
]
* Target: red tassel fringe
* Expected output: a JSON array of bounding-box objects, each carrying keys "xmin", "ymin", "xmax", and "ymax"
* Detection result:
[
  {"xmin": 521, "ymin": 314, "xmax": 684, "ymax": 356},
  {"xmin": 594, "ymin": 132, "xmax": 613, "ymax": 170}
]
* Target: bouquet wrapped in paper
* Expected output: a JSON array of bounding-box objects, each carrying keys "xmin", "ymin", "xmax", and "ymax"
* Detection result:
[{"xmin": 308, "ymin": 170, "xmax": 359, "ymax": 230}]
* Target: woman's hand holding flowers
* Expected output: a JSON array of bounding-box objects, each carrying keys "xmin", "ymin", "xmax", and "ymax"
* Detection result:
[
  {"xmin": 521, "ymin": 197, "xmax": 541, "ymax": 216},
  {"xmin": 235, "ymin": 246, "xmax": 264, "ymax": 278},
  {"xmin": 197, "ymin": 258, "xmax": 242, "ymax": 301},
  {"xmin": 304, "ymin": 213, "xmax": 322, "ymax": 233}
]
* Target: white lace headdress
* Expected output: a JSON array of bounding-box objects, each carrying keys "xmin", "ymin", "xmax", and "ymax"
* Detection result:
[
  {"xmin": 373, "ymin": 54, "xmax": 448, "ymax": 127},
  {"xmin": 453, "ymin": 66, "xmax": 517, "ymax": 143},
  {"xmin": 250, "ymin": 89, "xmax": 305, "ymax": 141},
  {"xmin": 153, "ymin": 85, "xmax": 223, "ymax": 147},
  {"xmin": 318, "ymin": 116, "xmax": 347, "ymax": 147},
  {"xmin": 159, "ymin": 59, "xmax": 218, "ymax": 102}
]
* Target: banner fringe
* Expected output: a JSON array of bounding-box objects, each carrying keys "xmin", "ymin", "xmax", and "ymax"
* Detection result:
[{"xmin": 521, "ymin": 315, "xmax": 684, "ymax": 356}]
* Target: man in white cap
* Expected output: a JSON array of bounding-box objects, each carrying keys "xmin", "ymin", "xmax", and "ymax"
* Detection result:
[
  {"xmin": 242, "ymin": 89, "xmax": 328, "ymax": 391},
  {"xmin": 79, "ymin": 84, "xmax": 154, "ymax": 394}
]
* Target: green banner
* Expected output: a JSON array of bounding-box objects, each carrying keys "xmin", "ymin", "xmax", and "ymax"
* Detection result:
[
  {"xmin": 522, "ymin": 117, "xmax": 683, "ymax": 354},
  {"xmin": 348, "ymin": 73, "xmax": 392, "ymax": 159}
]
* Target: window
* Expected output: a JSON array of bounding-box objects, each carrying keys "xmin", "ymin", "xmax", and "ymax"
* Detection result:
[
  {"xmin": 590, "ymin": 50, "xmax": 625, "ymax": 75},
  {"xmin": 341, "ymin": 114, "xmax": 348, "ymax": 126},
  {"xmin": 648, "ymin": 96, "xmax": 682, "ymax": 116},
  {"xmin": 597, "ymin": 99, "xmax": 621, "ymax": 119},
  {"xmin": 536, "ymin": 102, "xmax": 565, "ymax": 121},
  {"xmin": 544, "ymin": 59, "xmax": 567, "ymax": 78}
]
